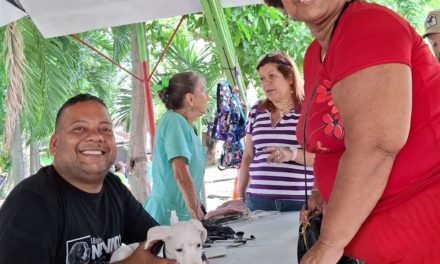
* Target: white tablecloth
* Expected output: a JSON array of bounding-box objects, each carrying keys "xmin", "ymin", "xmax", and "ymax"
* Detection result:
[{"xmin": 208, "ymin": 211, "xmax": 300, "ymax": 264}]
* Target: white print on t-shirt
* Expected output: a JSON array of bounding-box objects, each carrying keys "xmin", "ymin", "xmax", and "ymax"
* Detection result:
[{"xmin": 66, "ymin": 234, "xmax": 122, "ymax": 263}]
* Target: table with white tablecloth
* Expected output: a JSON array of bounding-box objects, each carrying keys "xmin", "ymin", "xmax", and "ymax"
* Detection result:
[{"xmin": 208, "ymin": 211, "xmax": 300, "ymax": 264}]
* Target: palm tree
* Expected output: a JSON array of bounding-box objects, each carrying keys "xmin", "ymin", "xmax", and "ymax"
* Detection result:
[
  {"xmin": 1, "ymin": 18, "xmax": 120, "ymax": 191},
  {"xmin": 3, "ymin": 22, "xmax": 26, "ymax": 192},
  {"xmin": 126, "ymin": 24, "xmax": 150, "ymax": 202}
]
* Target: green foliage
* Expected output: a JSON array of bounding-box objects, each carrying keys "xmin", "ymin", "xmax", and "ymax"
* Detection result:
[
  {"xmin": 374, "ymin": 0, "xmax": 438, "ymax": 33},
  {"xmin": 0, "ymin": 150, "xmax": 11, "ymax": 174},
  {"xmin": 0, "ymin": 141, "xmax": 11, "ymax": 198},
  {"xmin": 225, "ymin": 5, "xmax": 312, "ymax": 84},
  {"xmin": 219, "ymin": 1, "xmax": 439, "ymax": 88},
  {"xmin": 111, "ymin": 85, "xmax": 132, "ymax": 131},
  {"xmin": 0, "ymin": 27, "xmax": 7, "ymax": 140},
  {"xmin": 111, "ymin": 19, "xmax": 224, "ymax": 130},
  {"xmin": 0, "ymin": 27, "xmax": 11, "ymax": 176},
  {"xmin": 20, "ymin": 19, "xmax": 73, "ymax": 142},
  {"xmin": 15, "ymin": 19, "xmax": 120, "ymax": 145},
  {"xmin": 111, "ymin": 25, "xmax": 131, "ymax": 63},
  {"xmin": 1, "ymin": 0, "xmax": 439, "ymax": 149}
]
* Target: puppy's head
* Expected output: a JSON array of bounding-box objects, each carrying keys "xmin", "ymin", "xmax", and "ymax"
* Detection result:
[{"xmin": 145, "ymin": 219, "xmax": 207, "ymax": 264}]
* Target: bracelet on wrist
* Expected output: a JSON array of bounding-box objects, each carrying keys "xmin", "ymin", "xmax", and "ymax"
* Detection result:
[{"xmin": 289, "ymin": 147, "xmax": 298, "ymax": 161}]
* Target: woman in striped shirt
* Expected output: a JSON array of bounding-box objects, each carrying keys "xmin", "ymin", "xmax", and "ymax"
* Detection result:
[{"xmin": 238, "ymin": 52, "xmax": 315, "ymax": 212}]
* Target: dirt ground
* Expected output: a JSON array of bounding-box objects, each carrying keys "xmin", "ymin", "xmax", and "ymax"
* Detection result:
[{"xmin": 203, "ymin": 165, "xmax": 237, "ymax": 211}]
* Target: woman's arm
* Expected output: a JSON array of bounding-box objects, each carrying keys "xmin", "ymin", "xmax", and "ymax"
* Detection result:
[
  {"xmin": 171, "ymin": 157, "xmax": 204, "ymax": 220},
  {"xmin": 301, "ymin": 63, "xmax": 411, "ymax": 263},
  {"xmin": 116, "ymin": 242, "xmax": 176, "ymax": 264},
  {"xmin": 238, "ymin": 134, "xmax": 254, "ymax": 199},
  {"xmin": 298, "ymin": 149, "xmax": 315, "ymax": 166}
]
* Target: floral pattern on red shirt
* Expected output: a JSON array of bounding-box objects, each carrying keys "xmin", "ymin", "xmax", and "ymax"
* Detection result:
[{"xmin": 316, "ymin": 80, "xmax": 345, "ymax": 140}]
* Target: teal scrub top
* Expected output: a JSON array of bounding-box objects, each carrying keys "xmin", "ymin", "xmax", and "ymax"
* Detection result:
[{"xmin": 144, "ymin": 111, "xmax": 206, "ymax": 225}]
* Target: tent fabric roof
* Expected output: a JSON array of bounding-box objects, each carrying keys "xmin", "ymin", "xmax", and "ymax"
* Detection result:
[
  {"xmin": 0, "ymin": 0, "xmax": 26, "ymax": 27},
  {"xmin": 2, "ymin": 0, "xmax": 261, "ymax": 38}
]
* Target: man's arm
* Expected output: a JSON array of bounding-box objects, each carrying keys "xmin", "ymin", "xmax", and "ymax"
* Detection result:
[
  {"xmin": 122, "ymin": 188, "xmax": 159, "ymax": 244},
  {"xmin": 114, "ymin": 242, "xmax": 176, "ymax": 264},
  {"xmin": 116, "ymin": 189, "xmax": 178, "ymax": 263}
]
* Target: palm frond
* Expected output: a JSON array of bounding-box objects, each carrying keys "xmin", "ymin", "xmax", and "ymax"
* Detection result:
[
  {"xmin": 150, "ymin": 31, "xmax": 222, "ymax": 126},
  {"xmin": 111, "ymin": 85, "xmax": 132, "ymax": 130},
  {"xmin": 3, "ymin": 22, "xmax": 25, "ymax": 152},
  {"xmin": 20, "ymin": 19, "xmax": 71, "ymax": 142},
  {"xmin": 111, "ymin": 26, "xmax": 131, "ymax": 63},
  {"xmin": 19, "ymin": 22, "xmax": 121, "ymax": 145}
]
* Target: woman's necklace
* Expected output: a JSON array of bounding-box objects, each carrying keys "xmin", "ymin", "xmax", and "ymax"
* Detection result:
[{"xmin": 276, "ymin": 102, "xmax": 294, "ymax": 116}]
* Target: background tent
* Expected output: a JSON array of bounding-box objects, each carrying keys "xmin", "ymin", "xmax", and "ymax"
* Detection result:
[{"xmin": 1, "ymin": 0, "xmax": 260, "ymax": 37}]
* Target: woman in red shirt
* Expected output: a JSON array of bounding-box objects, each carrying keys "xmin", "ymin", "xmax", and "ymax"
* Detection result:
[{"xmin": 264, "ymin": 0, "xmax": 440, "ymax": 263}]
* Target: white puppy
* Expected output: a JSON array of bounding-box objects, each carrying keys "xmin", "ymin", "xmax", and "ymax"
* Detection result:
[{"xmin": 110, "ymin": 219, "xmax": 207, "ymax": 264}]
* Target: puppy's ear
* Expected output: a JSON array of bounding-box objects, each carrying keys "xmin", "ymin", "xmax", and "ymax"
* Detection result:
[
  {"xmin": 189, "ymin": 219, "xmax": 208, "ymax": 243},
  {"xmin": 144, "ymin": 226, "xmax": 172, "ymax": 250}
]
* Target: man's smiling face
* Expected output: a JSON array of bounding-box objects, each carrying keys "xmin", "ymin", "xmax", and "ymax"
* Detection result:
[{"xmin": 50, "ymin": 100, "xmax": 116, "ymax": 189}]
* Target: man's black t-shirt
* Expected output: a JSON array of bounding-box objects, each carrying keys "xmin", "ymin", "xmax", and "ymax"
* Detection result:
[{"xmin": 0, "ymin": 166, "xmax": 158, "ymax": 264}]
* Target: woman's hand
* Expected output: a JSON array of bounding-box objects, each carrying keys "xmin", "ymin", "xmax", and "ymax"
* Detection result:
[
  {"xmin": 299, "ymin": 239, "xmax": 343, "ymax": 264},
  {"xmin": 189, "ymin": 203, "xmax": 205, "ymax": 221},
  {"xmin": 300, "ymin": 190, "xmax": 325, "ymax": 223},
  {"xmin": 196, "ymin": 205, "xmax": 205, "ymax": 220},
  {"xmin": 264, "ymin": 146, "xmax": 295, "ymax": 163},
  {"xmin": 299, "ymin": 190, "xmax": 326, "ymax": 223}
]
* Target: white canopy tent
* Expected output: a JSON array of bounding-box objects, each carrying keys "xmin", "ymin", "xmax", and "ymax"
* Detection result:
[
  {"xmin": 1, "ymin": 0, "xmax": 261, "ymax": 38},
  {"xmin": 0, "ymin": 0, "xmax": 26, "ymax": 27},
  {"xmin": 1, "ymin": 0, "xmax": 263, "ymax": 204}
]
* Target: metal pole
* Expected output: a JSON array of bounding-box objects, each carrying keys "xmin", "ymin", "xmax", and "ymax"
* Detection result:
[{"xmin": 135, "ymin": 23, "xmax": 156, "ymax": 153}]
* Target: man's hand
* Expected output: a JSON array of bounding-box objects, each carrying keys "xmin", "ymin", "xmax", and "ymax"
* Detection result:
[
  {"xmin": 115, "ymin": 241, "xmax": 176, "ymax": 264},
  {"xmin": 299, "ymin": 239, "xmax": 343, "ymax": 264}
]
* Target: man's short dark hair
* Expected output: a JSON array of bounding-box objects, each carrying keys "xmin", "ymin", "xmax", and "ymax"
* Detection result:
[{"xmin": 55, "ymin": 94, "xmax": 107, "ymax": 129}]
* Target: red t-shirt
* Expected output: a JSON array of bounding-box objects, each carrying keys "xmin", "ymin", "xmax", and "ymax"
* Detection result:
[{"xmin": 297, "ymin": 1, "xmax": 440, "ymax": 213}]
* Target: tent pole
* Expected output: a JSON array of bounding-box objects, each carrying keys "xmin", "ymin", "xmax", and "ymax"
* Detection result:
[{"xmin": 135, "ymin": 23, "xmax": 156, "ymax": 153}]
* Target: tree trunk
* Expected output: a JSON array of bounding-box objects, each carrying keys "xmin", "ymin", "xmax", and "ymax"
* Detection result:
[
  {"xmin": 7, "ymin": 120, "xmax": 25, "ymax": 192},
  {"xmin": 127, "ymin": 24, "xmax": 150, "ymax": 203},
  {"xmin": 29, "ymin": 141, "xmax": 40, "ymax": 175}
]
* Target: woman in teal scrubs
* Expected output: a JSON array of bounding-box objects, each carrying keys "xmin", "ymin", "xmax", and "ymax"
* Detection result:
[{"xmin": 144, "ymin": 72, "xmax": 209, "ymax": 225}]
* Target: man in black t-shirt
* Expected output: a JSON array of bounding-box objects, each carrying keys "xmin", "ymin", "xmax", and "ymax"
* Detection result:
[{"xmin": 0, "ymin": 94, "xmax": 175, "ymax": 264}]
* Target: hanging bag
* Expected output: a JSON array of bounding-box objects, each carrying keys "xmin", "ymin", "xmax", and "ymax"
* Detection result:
[{"xmin": 212, "ymin": 81, "xmax": 245, "ymax": 169}]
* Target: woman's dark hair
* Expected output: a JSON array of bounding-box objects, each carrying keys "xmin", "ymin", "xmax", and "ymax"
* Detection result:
[
  {"xmin": 264, "ymin": 0, "xmax": 284, "ymax": 9},
  {"xmin": 256, "ymin": 52, "xmax": 304, "ymax": 112},
  {"xmin": 158, "ymin": 72, "xmax": 205, "ymax": 110}
]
